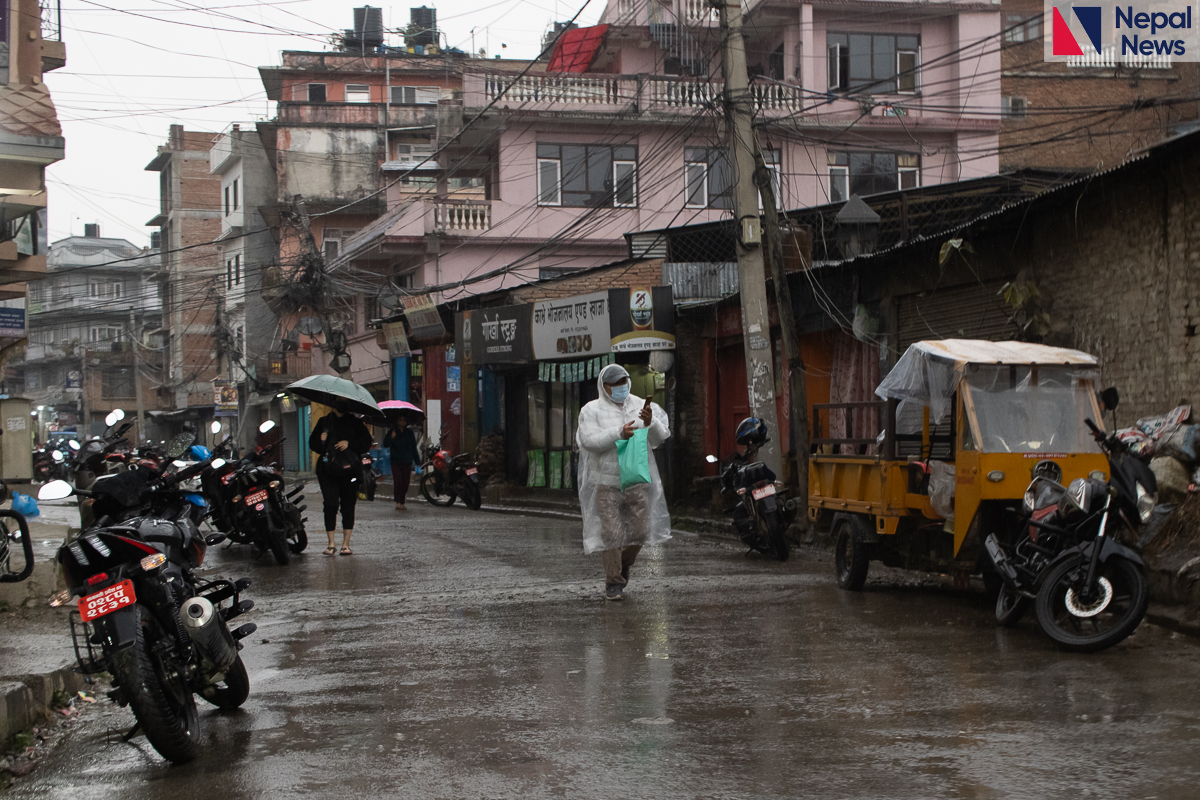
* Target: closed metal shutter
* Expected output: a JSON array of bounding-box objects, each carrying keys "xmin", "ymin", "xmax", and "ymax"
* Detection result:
[{"xmin": 897, "ymin": 281, "xmax": 1019, "ymax": 355}]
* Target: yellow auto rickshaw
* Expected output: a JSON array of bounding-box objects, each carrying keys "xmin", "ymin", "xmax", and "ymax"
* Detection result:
[{"xmin": 808, "ymin": 340, "xmax": 1110, "ymax": 590}]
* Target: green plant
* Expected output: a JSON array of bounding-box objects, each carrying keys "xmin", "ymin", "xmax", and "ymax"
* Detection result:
[{"xmin": 998, "ymin": 270, "xmax": 1054, "ymax": 340}]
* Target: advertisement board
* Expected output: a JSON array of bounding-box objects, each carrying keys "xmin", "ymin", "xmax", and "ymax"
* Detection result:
[
  {"xmin": 609, "ymin": 286, "xmax": 676, "ymax": 351},
  {"xmin": 401, "ymin": 294, "xmax": 446, "ymax": 341},
  {"xmin": 456, "ymin": 305, "xmax": 533, "ymax": 364},
  {"xmin": 531, "ymin": 291, "xmax": 611, "ymax": 361}
]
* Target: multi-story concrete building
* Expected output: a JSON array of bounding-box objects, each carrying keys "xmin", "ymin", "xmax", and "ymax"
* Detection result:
[
  {"xmin": 144, "ymin": 125, "xmax": 222, "ymax": 433},
  {"xmin": 998, "ymin": 0, "xmax": 1200, "ymax": 171},
  {"xmin": 20, "ymin": 230, "xmax": 165, "ymax": 438}
]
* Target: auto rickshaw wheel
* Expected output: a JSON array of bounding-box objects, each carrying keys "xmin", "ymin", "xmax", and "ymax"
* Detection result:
[{"xmin": 833, "ymin": 519, "xmax": 870, "ymax": 591}]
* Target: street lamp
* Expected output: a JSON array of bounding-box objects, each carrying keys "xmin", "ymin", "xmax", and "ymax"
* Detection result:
[{"xmin": 835, "ymin": 195, "xmax": 881, "ymax": 260}]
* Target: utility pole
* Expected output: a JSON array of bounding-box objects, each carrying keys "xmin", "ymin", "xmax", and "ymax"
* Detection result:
[
  {"xmin": 720, "ymin": 0, "xmax": 782, "ymax": 476},
  {"xmin": 129, "ymin": 308, "xmax": 146, "ymax": 446},
  {"xmin": 755, "ymin": 148, "xmax": 808, "ymax": 528}
]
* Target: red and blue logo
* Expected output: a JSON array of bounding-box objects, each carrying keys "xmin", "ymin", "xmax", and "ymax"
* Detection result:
[{"xmin": 1052, "ymin": 6, "xmax": 1104, "ymax": 55}]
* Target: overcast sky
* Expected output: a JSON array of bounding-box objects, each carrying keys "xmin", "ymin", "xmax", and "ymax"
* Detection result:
[{"xmin": 45, "ymin": 0, "xmax": 603, "ymax": 247}]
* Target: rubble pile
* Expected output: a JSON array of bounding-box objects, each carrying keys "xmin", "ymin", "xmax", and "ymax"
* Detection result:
[
  {"xmin": 474, "ymin": 429, "xmax": 506, "ymax": 486},
  {"xmin": 1116, "ymin": 405, "xmax": 1199, "ymax": 502}
]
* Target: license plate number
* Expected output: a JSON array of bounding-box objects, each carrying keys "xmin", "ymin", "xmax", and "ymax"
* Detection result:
[
  {"xmin": 362, "ymin": 457, "xmax": 373, "ymax": 465},
  {"xmin": 81, "ymin": 580, "xmax": 135, "ymax": 622},
  {"xmin": 221, "ymin": 473, "xmax": 235, "ymax": 485},
  {"xmin": 465, "ymin": 467, "xmax": 478, "ymax": 476},
  {"xmin": 245, "ymin": 490, "xmax": 269, "ymax": 505},
  {"xmin": 752, "ymin": 484, "xmax": 776, "ymax": 500}
]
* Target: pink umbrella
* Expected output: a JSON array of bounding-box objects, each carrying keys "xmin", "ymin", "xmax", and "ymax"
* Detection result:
[{"xmin": 378, "ymin": 400, "xmax": 425, "ymax": 420}]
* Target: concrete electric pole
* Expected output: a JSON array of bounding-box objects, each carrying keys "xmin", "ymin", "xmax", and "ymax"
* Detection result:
[{"xmin": 720, "ymin": 0, "xmax": 782, "ymax": 477}]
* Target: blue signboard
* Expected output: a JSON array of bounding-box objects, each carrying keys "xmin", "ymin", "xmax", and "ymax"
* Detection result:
[{"xmin": 0, "ymin": 308, "xmax": 25, "ymax": 338}]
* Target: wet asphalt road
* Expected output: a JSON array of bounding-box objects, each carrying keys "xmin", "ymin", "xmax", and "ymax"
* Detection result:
[{"xmin": 12, "ymin": 498, "xmax": 1200, "ymax": 799}]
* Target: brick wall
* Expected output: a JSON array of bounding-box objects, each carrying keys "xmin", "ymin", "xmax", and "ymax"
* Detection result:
[
  {"xmin": 999, "ymin": 0, "xmax": 1200, "ymax": 172},
  {"xmin": 507, "ymin": 259, "xmax": 663, "ymax": 303}
]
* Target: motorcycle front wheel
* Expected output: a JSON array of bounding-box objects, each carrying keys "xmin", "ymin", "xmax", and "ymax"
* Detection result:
[
  {"xmin": 1034, "ymin": 554, "xmax": 1149, "ymax": 653},
  {"xmin": 460, "ymin": 479, "xmax": 482, "ymax": 510},
  {"xmin": 266, "ymin": 519, "xmax": 290, "ymax": 566},
  {"xmin": 109, "ymin": 604, "xmax": 200, "ymax": 764},
  {"xmin": 420, "ymin": 472, "xmax": 456, "ymax": 506},
  {"xmin": 764, "ymin": 511, "xmax": 790, "ymax": 562}
]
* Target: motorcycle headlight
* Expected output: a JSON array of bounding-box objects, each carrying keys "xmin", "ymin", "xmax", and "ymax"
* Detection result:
[
  {"xmin": 1023, "ymin": 486, "xmax": 1035, "ymax": 513},
  {"xmin": 1136, "ymin": 482, "xmax": 1156, "ymax": 523}
]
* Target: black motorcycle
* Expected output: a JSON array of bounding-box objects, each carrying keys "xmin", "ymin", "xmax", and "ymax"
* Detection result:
[
  {"xmin": 986, "ymin": 412, "xmax": 1155, "ymax": 652},
  {"xmin": 201, "ymin": 420, "xmax": 307, "ymax": 566},
  {"xmin": 420, "ymin": 435, "xmax": 482, "ymax": 510},
  {"xmin": 360, "ymin": 447, "xmax": 378, "ymax": 502},
  {"xmin": 40, "ymin": 459, "xmax": 256, "ymax": 764},
  {"xmin": 0, "ymin": 509, "xmax": 33, "ymax": 584},
  {"xmin": 709, "ymin": 446, "xmax": 797, "ymax": 562},
  {"xmin": 71, "ymin": 409, "xmax": 137, "ymax": 491}
]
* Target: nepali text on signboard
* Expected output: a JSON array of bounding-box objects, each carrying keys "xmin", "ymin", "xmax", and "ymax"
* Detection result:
[
  {"xmin": 531, "ymin": 291, "xmax": 611, "ymax": 361},
  {"xmin": 383, "ymin": 321, "xmax": 411, "ymax": 358},
  {"xmin": 0, "ymin": 307, "xmax": 26, "ymax": 339},
  {"xmin": 455, "ymin": 305, "xmax": 533, "ymax": 364},
  {"xmin": 609, "ymin": 286, "xmax": 675, "ymax": 352},
  {"xmin": 401, "ymin": 294, "xmax": 446, "ymax": 341}
]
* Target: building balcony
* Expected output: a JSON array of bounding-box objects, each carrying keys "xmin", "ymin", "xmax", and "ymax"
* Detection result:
[
  {"xmin": 275, "ymin": 102, "xmax": 388, "ymax": 127},
  {"xmin": 428, "ymin": 199, "xmax": 491, "ymax": 234},
  {"xmin": 604, "ymin": 0, "xmax": 747, "ymax": 26},
  {"xmin": 264, "ymin": 350, "xmax": 313, "ymax": 383}
]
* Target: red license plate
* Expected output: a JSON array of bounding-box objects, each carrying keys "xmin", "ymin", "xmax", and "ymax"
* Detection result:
[
  {"xmin": 80, "ymin": 580, "xmax": 136, "ymax": 622},
  {"xmin": 362, "ymin": 457, "xmax": 373, "ymax": 465},
  {"xmin": 221, "ymin": 473, "xmax": 236, "ymax": 485},
  {"xmin": 245, "ymin": 490, "xmax": 269, "ymax": 506},
  {"xmin": 751, "ymin": 484, "xmax": 776, "ymax": 500},
  {"xmin": 465, "ymin": 467, "xmax": 478, "ymax": 476}
]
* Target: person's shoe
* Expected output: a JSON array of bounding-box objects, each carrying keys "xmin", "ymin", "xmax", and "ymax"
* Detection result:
[
  {"xmin": 605, "ymin": 584, "xmax": 623, "ymax": 601},
  {"xmin": 621, "ymin": 564, "xmax": 631, "ymax": 584}
]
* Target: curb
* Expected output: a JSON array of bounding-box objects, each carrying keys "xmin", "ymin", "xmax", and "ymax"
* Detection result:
[{"xmin": 0, "ymin": 665, "xmax": 86, "ymax": 745}]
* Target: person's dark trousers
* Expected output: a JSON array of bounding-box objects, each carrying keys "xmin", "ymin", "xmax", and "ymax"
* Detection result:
[
  {"xmin": 392, "ymin": 462, "xmax": 412, "ymax": 504},
  {"xmin": 317, "ymin": 470, "xmax": 359, "ymax": 530}
]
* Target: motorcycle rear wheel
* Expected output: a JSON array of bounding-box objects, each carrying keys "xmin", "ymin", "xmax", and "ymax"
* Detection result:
[
  {"xmin": 765, "ymin": 512, "xmax": 790, "ymax": 562},
  {"xmin": 995, "ymin": 584, "xmax": 1030, "ymax": 627},
  {"xmin": 460, "ymin": 479, "xmax": 482, "ymax": 510},
  {"xmin": 266, "ymin": 520, "xmax": 290, "ymax": 566},
  {"xmin": 420, "ymin": 472, "xmax": 456, "ymax": 506},
  {"xmin": 1034, "ymin": 555, "xmax": 1148, "ymax": 653},
  {"xmin": 201, "ymin": 654, "xmax": 250, "ymax": 709},
  {"xmin": 109, "ymin": 604, "xmax": 200, "ymax": 764}
]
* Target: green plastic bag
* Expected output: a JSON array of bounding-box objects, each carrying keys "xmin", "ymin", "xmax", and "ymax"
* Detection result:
[{"xmin": 615, "ymin": 427, "xmax": 651, "ymax": 491}]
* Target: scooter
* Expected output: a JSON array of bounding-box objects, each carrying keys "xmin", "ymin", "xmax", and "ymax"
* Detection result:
[{"xmin": 419, "ymin": 432, "xmax": 482, "ymax": 510}]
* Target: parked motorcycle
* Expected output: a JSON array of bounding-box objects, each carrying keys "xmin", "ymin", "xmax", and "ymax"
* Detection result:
[
  {"xmin": 419, "ymin": 433, "xmax": 481, "ymax": 510},
  {"xmin": 707, "ymin": 417, "xmax": 797, "ymax": 562},
  {"xmin": 986, "ymin": 402, "xmax": 1154, "ymax": 652},
  {"xmin": 40, "ymin": 458, "xmax": 256, "ymax": 764},
  {"xmin": 201, "ymin": 420, "xmax": 307, "ymax": 566},
  {"xmin": 360, "ymin": 446, "xmax": 378, "ymax": 502},
  {"xmin": 71, "ymin": 409, "xmax": 136, "ymax": 490},
  {"xmin": 0, "ymin": 509, "xmax": 33, "ymax": 584}
]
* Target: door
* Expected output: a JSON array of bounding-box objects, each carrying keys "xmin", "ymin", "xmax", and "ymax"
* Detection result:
[{"xmin": 716, "ymin": 343, "xmax": 749, "ymax": 459}]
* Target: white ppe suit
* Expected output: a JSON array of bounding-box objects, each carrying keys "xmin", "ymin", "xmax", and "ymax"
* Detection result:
[{"xmin": 575, "ymin": 364, "xmax": 672, "ymax": 554}]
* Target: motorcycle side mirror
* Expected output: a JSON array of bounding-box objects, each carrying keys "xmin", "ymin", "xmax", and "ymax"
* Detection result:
[
  {"xmin": 116, "ymin": 421, "xmax": 135, "ymax": 436},
  {"xmin": 38, "ymin": 480, "xmax": 74, "ymax": 501},
  {"xmin": 68, "ymin": 440, "xmax": 80, "ymax": 451},
  {"xmin": 705, "ymin": 454, "xmax": 718, "ymax": 463},
  {"xmin": 172, "ymin": 460, "xmax": 187, "ymax": 468},
  {"xmin": 210, "ymin": 458, "xmax": 227, "ymax": 469},
  {"xmin": 259, "ymin": 420, "xmax": 276, "ymax": 434},
  {"xmin": 166, "ymin": 432, "xmax": 197, "ymax": 459},
  {"xmin": 52, "ymin": 450, "xmax": 64, "ymax": 462},
  {"xmin": 1100, "ymin": 386, "xmax": 1120, "ymax": 412},
  {"xmin": 105, "ymin": 409, "xmax": 125, "ymax": 427},
  {"xmin": 205, "ymin": 533, "xmax": 227, "ymax": 546},
  {"xmin": 210, "ymin": 421, "xmax": 222, "ymax": 434}
]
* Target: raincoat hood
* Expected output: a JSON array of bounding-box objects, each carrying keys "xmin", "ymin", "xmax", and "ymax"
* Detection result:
[{"xmin": 597, "ymin": 364, "xmax": 631, "ymax": 406}]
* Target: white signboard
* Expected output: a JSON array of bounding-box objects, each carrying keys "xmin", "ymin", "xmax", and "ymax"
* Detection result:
[{"xmin": 531, "ymin": 291, "xmax": 611, "ymax": 361}]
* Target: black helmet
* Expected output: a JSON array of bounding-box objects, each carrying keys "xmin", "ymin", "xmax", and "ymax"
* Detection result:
[{"xmin": 734, "ymin": 417, "xmax": 768, "ymax": 447}]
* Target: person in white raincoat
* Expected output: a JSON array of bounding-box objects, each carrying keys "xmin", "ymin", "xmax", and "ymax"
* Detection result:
[{"xmin": 576, "ymin": 363, "xmax": 672, "ymax": 600}]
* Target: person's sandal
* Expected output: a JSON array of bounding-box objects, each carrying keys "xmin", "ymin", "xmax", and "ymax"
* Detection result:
[
  {"xmin": 340, "ymin": 547, "xmax": 354, "ymax": 556},
  {"xmin": 322, "ymin": 547, "xmax": 337, "ymax": 556}
]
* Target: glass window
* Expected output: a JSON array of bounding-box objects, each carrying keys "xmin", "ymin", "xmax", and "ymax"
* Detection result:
[
  {"xmin": 827, "ymin": 32, "xmax": 921, "ymax": 93},
  {"xmin": 345, "ymin": 84, "xmax": 371, "ymax": 103},
  {"xmin": 829, "ymin": 150, "xmax": 919, "ymax": 198},
  {"xmin": 536, "ymin": 144, "xmax": 638, "ymax": 208},
  {"xmin": 308, "ymin": 83, "xmax": 327, "ymax": 102},
  {"xmin": 965, "ymin": 367, "xmax": 1101, "ymax": 454},
  {"xmin": 613, "ymin": 161, "xmax": 637, "ymax": 207},
  {"xmin": 1003, "ymin": 13, "xmax": 1043, "ymax": 44},
  {"xmin": 683, "ymin": 147, "xmax": 732, "ymax": 209},
  {"xmin": 537, "ymin": 159, "xmax": 561, "ymax": 206},
  {"xmin": 527, "ymin": 381, "xmax": 546, "ymax": 449},
  {"xmin": 549, "ymin": 382, "xmax": 565, "ymax": 448}
]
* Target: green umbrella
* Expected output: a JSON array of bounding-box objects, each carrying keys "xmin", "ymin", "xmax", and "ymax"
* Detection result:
[{"xmin": 285, "ymin": 374, "xmax": 384, "ymax": 419}]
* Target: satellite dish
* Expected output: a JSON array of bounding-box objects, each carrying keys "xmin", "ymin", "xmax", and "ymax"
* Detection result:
[{"xmin": 298, "ymin": 316, "xmax": 323, "ymax": 335}]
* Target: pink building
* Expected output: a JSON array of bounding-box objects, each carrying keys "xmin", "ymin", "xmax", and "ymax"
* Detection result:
[{"xmin": 337, "ymin": 0, "xmax": 1000, "ymax": 301}]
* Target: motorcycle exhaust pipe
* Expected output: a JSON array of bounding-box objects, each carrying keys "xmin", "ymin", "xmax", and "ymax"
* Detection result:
[{"xmin": 179, "ymin": 597, "xmax": 238, "ymax": 676}]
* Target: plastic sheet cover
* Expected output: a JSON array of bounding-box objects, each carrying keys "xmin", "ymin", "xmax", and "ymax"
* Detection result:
[
  {"xmin": 876, "ymin": 340, "xmax": 1099, "ymax": 433},
  {"xmin": 575, "ymin": 364, "xmax": 672, "ymax": 555}
]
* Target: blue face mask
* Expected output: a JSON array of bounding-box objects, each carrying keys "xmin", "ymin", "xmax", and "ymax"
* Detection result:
[{"xmin": 609, "ymin": 383, "xmax": 630, "ymax": 402}]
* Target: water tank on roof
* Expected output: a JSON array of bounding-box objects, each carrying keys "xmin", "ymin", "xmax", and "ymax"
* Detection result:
[
  {"xmin": 410, "ymin": 6, "xmax": 436, "ymax": 47},
  {"xmin": 344, "ymin": 6, "xmax": 384, "ymax": 51},
  {"xmin": 84, "ymin": 224, "xmax": 100, "ymax": 238}
]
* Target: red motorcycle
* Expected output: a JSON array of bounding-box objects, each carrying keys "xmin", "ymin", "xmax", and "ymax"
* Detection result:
[{"xmin": 419, "ymin": 434, "xmax": 481, "ymax": 510}]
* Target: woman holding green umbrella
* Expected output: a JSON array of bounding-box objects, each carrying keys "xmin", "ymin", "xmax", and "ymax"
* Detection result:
[{"xmin": 287, "ymin": 375, "xmax": 381, "ymax": 555}]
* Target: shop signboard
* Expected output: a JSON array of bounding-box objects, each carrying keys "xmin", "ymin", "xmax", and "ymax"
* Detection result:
[
  {"xmin": 383, "ymin": 321, "xmax": 411, "ymax": 358},
  {"xmin": 456, "ymin": 305, "xmax": 533, "ymax": 364},
  {"xmin": 609, "ymin": 286, "xmax": 676, "ymax": 351},
  {"xmin": 0, "ymin": 307, "xmax": 26, "ymax": 339},
  {"xmin": 213, "ymin": 380, "xmax": 239, "ymax": 417},
  {"xmin": 401, "ymin": 294, "xmax": 446, "ymax": 341},
  {"xmin": 531, "ymin": 291, "xmax": 611, "ymax": 361}
]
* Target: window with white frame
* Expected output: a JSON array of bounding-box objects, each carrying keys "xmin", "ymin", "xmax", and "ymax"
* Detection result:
[
  {"xmin": 345, "ymin": 84, "xmax": 371, "ymax": 103},
  {"xmin": 827, "ymin": 33, "xmax": 920, "ymax": 93},
  {"xmin": 758, "ymin": 150, "xmax": 782, "ymax": 210},
  {"xmin": 232, "ymin": 178, "xmax": 239, "ymax": 211},
  {"xmin": 536, "ymin": 144, "xmax": 639, "ymax": 208},
  {"xmin": 321, "ymin": 230, "xmax": 359, "ymax": 261},
  {"xmin": 684, "ymin": 147, "xmax": 732, "ymax": 209},
  {"xmin": 1001, "ymin": 96, "xmax": 1029, "ymax": 119},
  {"xmin": 828, "ymin": 151, "xmax": 921, "ymax": 201},
  {"xmin": 89, "ymin": 325, "xmax": 122, "ymax": 344},
  {"xmin": 89, "ymin": 280, "xmax": 122, "ymax": 299},
  {"xmin": 391, "ymin": 141, "xmax": 434, "ymax": 161},
  {"xmin": 390, "ymin": 85, "xmax": 440, "ymax": 105},
  {"xmin": 225, "ymin": 254, "xmax": 242, "ymax": 289}
]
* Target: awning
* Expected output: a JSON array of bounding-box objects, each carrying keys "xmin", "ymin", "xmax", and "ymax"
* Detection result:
[{"xmin": 547, "ymin": 25, "xmax": 609, "ymax": 73}]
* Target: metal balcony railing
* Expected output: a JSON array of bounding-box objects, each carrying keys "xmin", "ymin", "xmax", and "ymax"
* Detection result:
[{"xmin": 40, "ymin": 0, "xmax": 62, "ymax": 41}]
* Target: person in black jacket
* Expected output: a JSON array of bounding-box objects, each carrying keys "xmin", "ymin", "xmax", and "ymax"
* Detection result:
[
  {"xmin": 310, "ymin": 401, "xmax": 374, "ymax": 555},
  {"xmin": 382, "ymin": 413, "xmax": 420, "ymax": 511}
]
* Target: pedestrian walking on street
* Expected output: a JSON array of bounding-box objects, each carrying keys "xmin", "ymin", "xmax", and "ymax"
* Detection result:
[
  {"xmin": 311, "ymin": 401, "xmax": 374, "ymax": 555},
  {"xmin": 383, "ymin": 413, "xmax": 420, "ymax": 511},
  {"xmin": 576, "ymin": 363, "xmax": 672, "ymax": 600}
]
